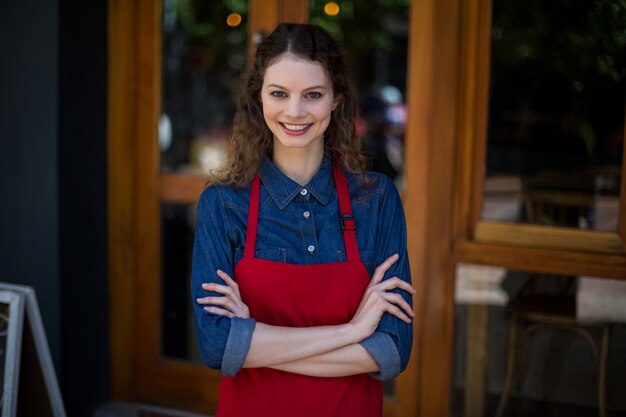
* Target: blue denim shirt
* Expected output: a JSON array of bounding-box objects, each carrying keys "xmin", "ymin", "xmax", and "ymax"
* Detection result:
[{"xmin": 191, "ymin": 154, "xmax": 412, "ymax": 381}]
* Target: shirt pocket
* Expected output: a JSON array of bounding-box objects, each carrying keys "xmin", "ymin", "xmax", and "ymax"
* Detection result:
[
  {"xmin": 359, "ymin": 249, "xmax": 376, "ymax": 271},
  {"xmin": 234, "ymin": 247, "xmax": 287, "ymax": 264},
  {"xmin": 338, "ymin": 249, "xmax": 376, "ymax": 272},
  {"xmin": 255, "ymin": 247, "xmax": 287, "ymax": 263}
]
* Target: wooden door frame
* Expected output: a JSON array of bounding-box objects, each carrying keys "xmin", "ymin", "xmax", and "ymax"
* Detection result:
[
  {"xmin": 107, "ymin": 0, "xmax": 425, "ymax": 414},
  {"xmin": 406, "ymin": 1, "xmax": 626, "ymax": 417}
]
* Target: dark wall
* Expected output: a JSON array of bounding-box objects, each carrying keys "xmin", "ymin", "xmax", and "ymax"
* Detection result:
[
  {"xmin": 58, "ymin": 0, "xmax": 109, "ymax": 416},
  {"xmin": 0, "ymin": 0, "xmax": 61, "ymax": 367},
  {"xmin": 0, "ymin": 1, "xmax": 109, "ymax": 416}
]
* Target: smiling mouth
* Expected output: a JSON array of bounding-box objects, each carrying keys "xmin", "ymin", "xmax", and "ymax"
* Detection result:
[{"xmin": 280, "ymin": 122, "xmax": 313, "ymax": 132}]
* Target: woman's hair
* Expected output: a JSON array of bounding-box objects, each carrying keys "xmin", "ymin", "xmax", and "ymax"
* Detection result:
[{"xmin": 218, "ymin": 23, "xmax": 365, "ymax": 186}]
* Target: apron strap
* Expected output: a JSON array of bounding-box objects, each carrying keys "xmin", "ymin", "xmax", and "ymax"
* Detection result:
[
  {"xmin": 244, "ymin": 173, "xmax": 261, "ymax": 259},
  {"xmin": 332, "ymin": 164, "xmax": 361, "ymax": 263}
]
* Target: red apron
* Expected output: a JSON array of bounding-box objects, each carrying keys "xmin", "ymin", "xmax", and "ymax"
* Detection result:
[{"xmin": 216, "ymin": 164, "xmax": 382, "ymax": 417}]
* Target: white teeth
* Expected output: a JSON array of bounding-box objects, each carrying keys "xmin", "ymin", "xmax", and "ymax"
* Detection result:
[{"xmin": 282, "ymin": 123, "xmax": 310, "ymax": 131}]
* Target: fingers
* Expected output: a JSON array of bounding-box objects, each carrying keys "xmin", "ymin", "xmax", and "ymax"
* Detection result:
[
  {"xmin": 198, "ymin": 270, "xmax": 249, "ymax": 317},
  {"xmin": 216, "ymin": 269, "xmax": 238, "ymax": 288},
  {"xmin": 375, "ymin": 276, "xmax": 416, "ymax": 295},
  {"xmin": 201, "ymin": 282, "xmax": 231, "ymax": 295},
  {"xmin": 370, "ymin": 254, "xmax": 399, "ymax": 285},
  {"xmin": 384, "ymin": 303, "xmax": 412, "ymax": 324},
  {"xmin": 203, "ymin": 306, "xmax": 235, "ymax": 318},
  {"xmin": 382, "ymin": 292, "xmax": 414, "ymax": 319}
]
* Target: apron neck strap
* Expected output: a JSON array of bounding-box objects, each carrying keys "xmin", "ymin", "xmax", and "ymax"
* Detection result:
[
  {"xmin": 244, "ymin": 165, "xmax": 360, "ymax": 262},
  {"xmin": 332, "ymin": 164, "xmax": 361, "ymax": 262},
  {"xmin": 244, "ymin": 174, "xmax": 261, "ymax": 259}
]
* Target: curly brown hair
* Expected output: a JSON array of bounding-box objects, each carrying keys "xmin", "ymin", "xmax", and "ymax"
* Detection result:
[{"xmin": 218, "ymin": 23, "xmax": 366, "ymax": 186}]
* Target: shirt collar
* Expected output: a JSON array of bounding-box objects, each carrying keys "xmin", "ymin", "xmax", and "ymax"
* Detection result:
[{"xmin": 258, "ymin": 154, "xmax": 334, "ymax": 209}]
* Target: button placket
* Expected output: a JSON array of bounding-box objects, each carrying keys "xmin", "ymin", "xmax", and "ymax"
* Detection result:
[{"xmin": 296, "ymin": 198, "xmax": 317, "ymax": 262}]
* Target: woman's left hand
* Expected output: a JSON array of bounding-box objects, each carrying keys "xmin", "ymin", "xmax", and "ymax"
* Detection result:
[{"xmin": 196, "ymin": 270, "xmax": 250, "ymax": 319}]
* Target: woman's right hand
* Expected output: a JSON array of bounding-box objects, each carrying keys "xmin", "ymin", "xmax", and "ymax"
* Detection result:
[
  {"xmin": 196, "ymin": 270, "xmax": 250, "ymax": 319},
  {"xmin": 350, "ymin": 254, "xmax": 416, "ymax": 340}
]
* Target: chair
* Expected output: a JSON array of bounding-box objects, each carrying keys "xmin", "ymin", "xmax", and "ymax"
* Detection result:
[{"xmin": 494, "ymin": 276, "xmax": 610, "ymax": 417}]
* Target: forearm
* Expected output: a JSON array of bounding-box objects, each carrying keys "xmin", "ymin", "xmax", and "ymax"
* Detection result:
[
  {"xmin": 268, "ymin": 343, "xmax": 378, "ymax": 377},
  {"xmin": 243, "ymin": 322, "xmax": 365, "ymax": 368}
]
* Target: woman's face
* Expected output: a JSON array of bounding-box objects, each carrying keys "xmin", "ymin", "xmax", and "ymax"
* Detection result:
[{"xmin": 261, "ymin": 54, "xmax": 337, "ymax": 156}]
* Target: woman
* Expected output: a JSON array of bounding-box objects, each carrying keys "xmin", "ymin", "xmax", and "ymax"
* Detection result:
[{"xmin": 192, "ymin": 23, "xmax": 415, "ymax": 417}]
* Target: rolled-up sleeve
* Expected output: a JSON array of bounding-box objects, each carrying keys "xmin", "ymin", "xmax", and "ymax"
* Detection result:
[
  {"xmin": 360, "ymin": 176, "xmax": 413, "ymax": 380},
  {"xmin": 191, "ymin": 186, "xmax": 256, "ymax": 376}
]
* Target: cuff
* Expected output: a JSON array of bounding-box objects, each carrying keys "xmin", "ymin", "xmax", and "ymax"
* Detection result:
[
  {"xmin": 359, "ymin": 332, "xmax": 401, "ymax": 381},
  {"xmin": 221, "ymin": 317, "xmax": 256, "ymax": 376}
]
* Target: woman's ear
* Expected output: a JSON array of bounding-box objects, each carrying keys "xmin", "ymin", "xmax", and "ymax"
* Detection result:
[{"xmin": 332, "ymin": 95, "xmax": 342, "ymax": 111}]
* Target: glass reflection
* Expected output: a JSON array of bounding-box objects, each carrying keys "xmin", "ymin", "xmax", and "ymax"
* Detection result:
[
  {"xmin": 482, "ymin": 0, "xmax": 625, "ymax": 231},
  {"xmin": 310, "ymin": 0, "xmax": 410, "ymax": 188},
  {"xmin": 161, "ymin": 0, "xmax": 248, "ymax": 175},
  {"xmin": 452, "ymin": 263, "xmax": 626, "ymax": 417},
  {"xmin": 161, "ymin": 202, "xmax": 202, "ymax": 362}
]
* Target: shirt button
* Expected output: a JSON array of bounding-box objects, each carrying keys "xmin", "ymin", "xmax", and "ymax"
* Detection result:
[
  {"xmin": 307, "ymin": 245, "xmax": 315, "ymax": 253},
  {"xmin": 303, "ymin": 211, "xmax": 310, "ymax": 219},
  {"xmin": 300, "ymin": 188, "xmax": 308, "ymax": 196}
]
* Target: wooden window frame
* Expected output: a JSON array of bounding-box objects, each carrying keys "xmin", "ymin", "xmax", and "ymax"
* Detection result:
[
  {"xmin": 454, "ymin": 0, "xmax": 626, "ymax": 279},
  {"xmin": 405, "ymin": 1, "xmax": 626, "ymax": 417}
]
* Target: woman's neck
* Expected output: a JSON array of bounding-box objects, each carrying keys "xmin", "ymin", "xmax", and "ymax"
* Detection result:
[{"xmin": 272, "ymin": 144, "xmax": 324, "ymax": 186}]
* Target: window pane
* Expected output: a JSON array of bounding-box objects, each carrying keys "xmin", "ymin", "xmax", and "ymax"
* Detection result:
[
  {"xmin": 481, "ymin": 0, "xmax": 625, "ymax": 231},
  {"xmin": 161, "ymin": 202, "xmax": 203, "ymax": 362},
  {"xmin": 160, "ymin": 0, "xmax": 248, "ymax": 175},
  {"xmin": 451, "ymin": 263, "xmax": 626, "ymax": 416},
  {"xmin": 310, "ymin": 0, "xmax": 410, "ymax": 189}
]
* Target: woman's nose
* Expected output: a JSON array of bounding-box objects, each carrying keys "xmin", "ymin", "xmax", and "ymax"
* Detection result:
[{"xmin": 283, "ymin": 97, "xmax": 305, "ymax": 118}]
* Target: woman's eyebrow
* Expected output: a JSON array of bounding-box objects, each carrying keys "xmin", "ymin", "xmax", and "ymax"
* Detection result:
[{"xmin": 266, "ymin": 83, "xmax": 329, "ymax": 91}]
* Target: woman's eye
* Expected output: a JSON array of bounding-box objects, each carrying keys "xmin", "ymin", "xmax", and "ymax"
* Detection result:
[
  {"xmin": 306, "ymin": 92, "xmax": 322, "ymax": 100},
  {"xmin": 270, "ymin": 91, "xmax": 287, "ymax": 98}
]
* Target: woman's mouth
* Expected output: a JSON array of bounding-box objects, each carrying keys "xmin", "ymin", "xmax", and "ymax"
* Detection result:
[{"xmin": 279, "ymin": 122, "xmax": 313, "ymax": 135}]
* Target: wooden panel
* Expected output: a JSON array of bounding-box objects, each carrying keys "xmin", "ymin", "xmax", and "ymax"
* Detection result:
[
  {"xmin": 107, "ymin": 0, "xmax": 138, "ymax": 400},
  {"xmin": 160, "ymin": 174, "xmax": 209, "ymax": 205},
  {"xmin": 463, "ymin": 304, "xmax": 489, "ymax": 417},
  {"xmin": 402, "ymin": 0, "xmax": 461, "ymax": 416},
  {"xmin": 455, "ymin": 0, "xmax": 492, "ymax": 239},
  {"xmin": 475, "ymin": 222, "xmax": 625, "ymax": 254},
  {"xmin": 135, "ymin": 0, "xmax": 163, "ymax": 402},
  {"xmin": 456, "ymin": 240, "xmax": 626, "ymax": 280},
  {"xmin": 279, "ymin": 0, "xmax": 309, "ymax": 23},
  {"xmin": 398, "ymin": 0, "xmax": 435, "ymax": 415},
  {"xmin": 139, "ymin": 362, "xmax": 222, "ymax": 413}
]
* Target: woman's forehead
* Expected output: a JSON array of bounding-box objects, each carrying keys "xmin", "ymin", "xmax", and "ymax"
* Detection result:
[{"xmin": 263, "ymin": 54, "xmax": 331, "ymax": 88}]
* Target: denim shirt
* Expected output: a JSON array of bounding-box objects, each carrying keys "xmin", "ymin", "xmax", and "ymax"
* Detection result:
[{"xmin": 191, "ymin": 154, "xmax": 412, "ymax": 381}]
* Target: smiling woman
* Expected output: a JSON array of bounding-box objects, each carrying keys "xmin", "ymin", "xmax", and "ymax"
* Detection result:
[
  {"xmin": 191, "ymin": 23, "xmax": 414, "ymax": 417},
  {"xmin": 261, "ymin": 55, "xmax": 337, "ymax": 183}
]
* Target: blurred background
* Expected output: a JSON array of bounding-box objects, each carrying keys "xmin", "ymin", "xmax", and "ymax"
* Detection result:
[{"xmin": 1, "ymin": 0, "xmax": 625, "ymax": 416}]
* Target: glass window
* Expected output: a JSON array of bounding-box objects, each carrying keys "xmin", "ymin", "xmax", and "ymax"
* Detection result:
[
  {"xmin": 160, "ymin": 0, "xmax": 248, "ymax": 176},
  {"xmin": 310, "ymin": 0, "xmax": 410, "ymax": 189},
  {"xmin": 161, "ymin": 202, "xmax": 202, "ymax": 362},
  {"xmin": 159, "ymin": 0, "xmax": 248, "ymax": 363},
  {"xmin": 451, "ymin": 263, "xmax": 626, "ymax": 416},
  {"xmin": 481, "ymin": 0, "xmax": 625, "ymax": 232}
]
